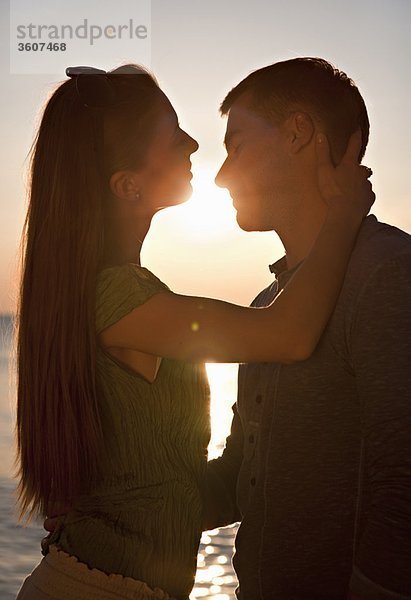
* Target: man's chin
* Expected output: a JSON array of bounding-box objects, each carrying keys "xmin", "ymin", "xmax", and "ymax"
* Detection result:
[
  {"xmin": 235, "ymin": 213, "xmax": 262, "ymax": 232},
  {"xmin": 237, "ymin": 221, "xmax": 275, "ymax": 233}
]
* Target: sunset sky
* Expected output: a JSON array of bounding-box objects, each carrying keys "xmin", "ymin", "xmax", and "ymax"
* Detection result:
[
  {"xmin": 1, "ymin": 8, "xmax": 409, "ymax": 597},
  {"xmin": 1, "ymin": 0, "xmax": 410, "ymax": 313}
]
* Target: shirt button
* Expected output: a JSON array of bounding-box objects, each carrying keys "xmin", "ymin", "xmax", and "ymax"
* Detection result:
[
  {"xmin": 248, "ymin": 434, "xmax": 255, "ymax": 443},
  {"xmin": 250, "ymin": 477, "xmax": 256, "ymax": 486},
  {"xmin": 256, "ymin": 394, "xmax": 262, "ymax": 404}
]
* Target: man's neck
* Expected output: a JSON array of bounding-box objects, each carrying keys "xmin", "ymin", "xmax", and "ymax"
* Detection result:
[{"xmin": 278, "ymin": 203, "xmax": 328, "ymax": 271}]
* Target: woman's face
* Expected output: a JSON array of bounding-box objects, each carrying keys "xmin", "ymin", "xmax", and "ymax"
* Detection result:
[{"xmin": 138, "ymin": 93, "xmax": 199, "ymax": 211}]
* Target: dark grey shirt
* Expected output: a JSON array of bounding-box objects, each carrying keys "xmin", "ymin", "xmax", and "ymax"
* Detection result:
[{"xmin": 206, "ymin": 215, "xmax": 411, "ymax": 600}]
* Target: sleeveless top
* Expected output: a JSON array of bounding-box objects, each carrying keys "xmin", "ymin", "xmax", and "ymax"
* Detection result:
[{"xmin": 54, "ymin": 264, "xmax": 211, "ymax": 599}]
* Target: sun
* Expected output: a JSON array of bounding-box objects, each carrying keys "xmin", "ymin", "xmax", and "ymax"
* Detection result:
[{"xmin": 177, "ymin": 166, "xmax": 236, "ymax": 238}]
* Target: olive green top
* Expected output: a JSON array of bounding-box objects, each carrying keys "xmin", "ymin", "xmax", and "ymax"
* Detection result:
[{"xmin": 55, "ymin": 264, "xmax": 211, "ymax": 599}]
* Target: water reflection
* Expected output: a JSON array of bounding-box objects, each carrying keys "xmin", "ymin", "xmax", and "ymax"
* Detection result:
[
  {"xmin": 191, "ymin": 524, "xmax": 239, "ymax": 599},
  {"xmin": 191, "ymin": 363, "xmax": 240, "ymax": 599}
]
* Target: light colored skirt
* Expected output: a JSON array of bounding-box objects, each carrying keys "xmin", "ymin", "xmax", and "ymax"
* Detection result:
[{"xmin": 16, "ymin": 545, "xmax": 175, "ymax": 600}]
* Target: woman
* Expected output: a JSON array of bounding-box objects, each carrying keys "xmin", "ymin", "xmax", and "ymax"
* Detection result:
[{"xmin": 16, "ymin": 64, "xmax": 373, "ymax": 599}]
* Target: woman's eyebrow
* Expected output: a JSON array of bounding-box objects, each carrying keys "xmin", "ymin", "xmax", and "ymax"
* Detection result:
[{"xmin": 173, "ymin": 123, "xmax": 182, "ymax": 140}]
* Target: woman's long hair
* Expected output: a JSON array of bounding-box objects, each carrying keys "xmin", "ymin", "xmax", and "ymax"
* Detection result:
[{"xmin": 16, "ymin": 64, "xmax": 161, "ymax": 520}]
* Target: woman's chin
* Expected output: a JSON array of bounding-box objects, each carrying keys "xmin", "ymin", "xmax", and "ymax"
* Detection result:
[
  {"xmin": 155, "ymin": 184, "xmax": 193, "ymax": 211},
  {"xmin": 179, "ymin": 183, "xmax": 194, "ymax": 203},
  {"xmin": 170, "ymin": 183, "xmax": 194, "ymax": 205}
]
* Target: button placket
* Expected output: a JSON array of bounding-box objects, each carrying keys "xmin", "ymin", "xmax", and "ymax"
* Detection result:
[
  {"xmin": 245, "ymin": 401, "xmax": 261, "ymax": 490},
  {"xmin": 244, "ymin": 420, "xmax": 259, "ymax": 461}
]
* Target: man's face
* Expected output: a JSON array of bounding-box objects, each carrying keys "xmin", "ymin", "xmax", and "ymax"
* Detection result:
[{"xmin": 215, "ymin": 94, "xmax": 294, "ymax": 232}]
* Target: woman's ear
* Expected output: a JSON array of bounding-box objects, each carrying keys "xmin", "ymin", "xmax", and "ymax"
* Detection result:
[
  {"xmin": 109, "ymin": 171, "xmax": 140, "ymax": 201},
  {"xmin": 288, "ymin": 112, "xmax": 315, "ymax": 154}
]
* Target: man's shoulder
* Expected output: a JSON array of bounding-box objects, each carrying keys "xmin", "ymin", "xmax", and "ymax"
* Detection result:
[
  {"xmin": 346, "ymin": 214, "xmax": 411, "ymax": 286},
  {"xmin": 251, "ymin": 215, "xmax": 411, "ymax": 308},
  {"xmin": 352, "ymin": 214, "xmax": 410, "ymax": 260}
]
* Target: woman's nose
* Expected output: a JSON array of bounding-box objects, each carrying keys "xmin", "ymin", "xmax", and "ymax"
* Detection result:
[{"xmin": 184, "ymin": 131, "xmax": 199, "ymax": 154}]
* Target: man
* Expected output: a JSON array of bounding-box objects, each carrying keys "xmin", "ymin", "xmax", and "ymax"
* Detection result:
[{"xmin": 205, "ymin": 58, "xmax": 411, "ymax": 599}]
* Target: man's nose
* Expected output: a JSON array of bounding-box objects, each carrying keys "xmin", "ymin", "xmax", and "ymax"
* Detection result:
[{"xmin": 215, "ymin": 158, "xmax": 229, "ymax": 188}]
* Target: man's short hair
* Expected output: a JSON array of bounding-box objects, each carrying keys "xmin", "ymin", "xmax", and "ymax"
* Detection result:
[{"xmin": 220, "ymin": 57, "xmax": 369, "ymax": 164}]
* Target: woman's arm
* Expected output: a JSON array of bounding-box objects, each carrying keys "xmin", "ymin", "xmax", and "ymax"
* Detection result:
[{"xmin": 100, "ymin": 131, "xmax": 374, "ymax": 364}]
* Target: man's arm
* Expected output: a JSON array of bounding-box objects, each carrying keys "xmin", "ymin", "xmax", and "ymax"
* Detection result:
[
  {"xmin": 203, "ymin": 402, "xmax": 244, "ymax": 530},
  {"xmin": 350, "ymin": 251, "xmax": 411, "ymax": 599}
]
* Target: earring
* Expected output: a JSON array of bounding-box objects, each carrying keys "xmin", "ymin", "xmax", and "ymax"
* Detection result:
[{"xmin": 135, "ymin": 191, "xmax": 140, "ymax": 200}]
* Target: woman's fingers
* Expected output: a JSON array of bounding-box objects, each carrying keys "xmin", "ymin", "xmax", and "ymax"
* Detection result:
[
  {"xmin": 315, "ymin": 133, "xmax": 332, "ymax": 169},
  {"xmin": 361, "ymin": 165, "xmax": 373, "ymax": 178},
  {"xmin": 365, "ymin": 179, "xmax": 376, "ymax": 208},
  {"xmin": 316, "ymin": 129, "xmax": 365, "ymax": 171},
  {"xmin": 315, "ymin": 129, "xmax": 374, "ymax": 218},
  {"xmin": 315, "ymin": 133, "xmax": 342, "ymax": 200},
  {"xmin": 341, "ymin": 129, "xmax": 362, "ymax": 165}
]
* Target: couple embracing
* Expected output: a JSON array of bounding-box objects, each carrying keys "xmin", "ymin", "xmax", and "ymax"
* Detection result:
[{"xmin": 16, "ymin": 57, "xmax": 411, "ymax": 600}]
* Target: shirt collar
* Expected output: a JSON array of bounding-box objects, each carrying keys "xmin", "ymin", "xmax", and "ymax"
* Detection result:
[
  {"xmin": 268, "ymin": 215, "xmax": 379, "ymax": 288},
  {"xmin": 269, "ymin": 255, "xmax": 288, "ymax": 276},
  {"xmin": 269, "ymin": 255, "xmax": 302, "ymax": 289}
]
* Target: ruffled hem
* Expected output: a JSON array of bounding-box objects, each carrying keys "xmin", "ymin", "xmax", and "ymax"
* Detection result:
[{"xmin": 28, "ymin": 544, "xmax": 175, "ymax": 599}]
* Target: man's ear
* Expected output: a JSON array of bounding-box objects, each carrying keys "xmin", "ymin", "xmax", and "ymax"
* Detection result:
[
  {"xmin": 288, "ymin": 112, "xmax": 315, "ymax": 154},
  {"xmin": 109, "ymin": 170, "xmax": 141, "ymax": 201}
]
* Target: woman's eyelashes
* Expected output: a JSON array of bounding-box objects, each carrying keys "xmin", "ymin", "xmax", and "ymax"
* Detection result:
[{"xmin": 174, "ymin": 128, "xmax": 187, "ymax": 146}]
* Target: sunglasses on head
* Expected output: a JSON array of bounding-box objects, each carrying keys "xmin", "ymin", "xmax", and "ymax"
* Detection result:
[{"xmin": 65, "ymin": 66, "xmax": 117, "ymax": 108}]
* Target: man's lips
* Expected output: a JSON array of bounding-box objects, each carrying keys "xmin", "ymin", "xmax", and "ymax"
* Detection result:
[{"xmin": 230, "ymin": 193, "xmax": 243, "ymax": 208}]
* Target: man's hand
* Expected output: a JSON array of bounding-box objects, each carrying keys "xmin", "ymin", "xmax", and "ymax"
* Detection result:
[{"xmin": 316, "ymin": 129, "xmax": 375, "ymax": 219}]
